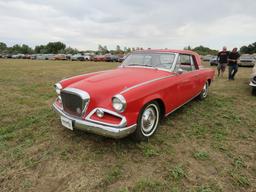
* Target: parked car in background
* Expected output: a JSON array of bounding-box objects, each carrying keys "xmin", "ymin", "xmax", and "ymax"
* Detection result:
[
  {"xmin": 238, "ymin": 54, "xmax": 256, "ymax": 67},
  {"xmin": 46, "ymin": 54, "xmax": 55, "ymax": 60},
  {"xmin": 210, "ymin": 56, "xmax": 218, "ymax": 66},
  {"xmin": 249, "ymin": 64, "xmax": 256, "ymax": 95},
  {"xmin": 202, "ymin": 55, "xmax": 213, "ymax": 61},
  {"xmin": 93, "ymin": 55, "xmax": 106, "ymax": 62},
  {"xmin": 31, "ymin": 54, "xmax": 37, "ymax": 60},
  {"xmin": 36, "ymin": 54, "xmax": 48, "ymax": 60},
  {"xmin": 6, "ymin": 54, "xmax": 12, "ymax": 59},
  {"xmin": 66, "ymin": 54, "xmax": 72, "ymax": 60},
  {"xmin": 71, "ymin": 54, "xmax": 90, "ymax": 61},
  {"xmin": 22, "ymin": 54, "xmax": 32, "ymax": 59},
  {"xmin": 52, "ymin": 54, "xmax": 67, "ymax": 60},
  {"xmin": 105, "ymin": 54, "xmax": 119, "ymax": 62},
  {"xmin": 83, "ymin": 54, "xmax": 91, "ymax": 61},
  {"xmin": 71, "ymin": 54, "xmax": 84, "ymax": 61},
  {"xmin": 12, "ymin": 54, "xmax": 25, "ymax": 59},
  {"xmin": 36, "ymin": 54, "xmax": 52, "ymax": 60},
  {"xmin": 118, "ymin": 55, "xmax": 127, "ymax": 62},
  {"xmin": 53, "ymin": 49, "xmax": 215, "ymax": 140}
]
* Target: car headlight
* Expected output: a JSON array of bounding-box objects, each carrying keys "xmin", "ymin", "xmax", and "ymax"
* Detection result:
[
  {"xmin": 54, "ymin": 83, "xmax": 62, "ymax": 95},
  {"xmin": 112, "ymin": 94, "xmax": 126, "ymax": 112}
]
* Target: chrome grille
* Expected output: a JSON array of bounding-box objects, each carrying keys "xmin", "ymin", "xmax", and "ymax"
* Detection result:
[{"xmin": 60, "ymin": 88, "xmax": 90, "ymax": 117}]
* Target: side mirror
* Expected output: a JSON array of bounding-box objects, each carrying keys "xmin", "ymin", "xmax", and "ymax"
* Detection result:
[{"xmin": 177, "ymin": 68, "xmax": 184, "ymax": 74}]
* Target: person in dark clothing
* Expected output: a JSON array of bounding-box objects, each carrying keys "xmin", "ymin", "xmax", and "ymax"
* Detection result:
[
  {"xmin": 228, "ymin": 47, "xmax": 240, "ymax": 80},
  {"xmin": 217, "ymin": 46, "xmax": 229, "ymax": 77}
]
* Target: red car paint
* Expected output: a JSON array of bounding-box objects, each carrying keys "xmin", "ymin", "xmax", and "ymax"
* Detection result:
[{"xmin": 53, "ymin": 50, "xmax": 215, "ymax": 136}]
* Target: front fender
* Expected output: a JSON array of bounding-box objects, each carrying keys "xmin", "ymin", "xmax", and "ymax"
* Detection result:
[{"xmin": 123, "ymin": 91, "xmax": 167, "ymax": 126}]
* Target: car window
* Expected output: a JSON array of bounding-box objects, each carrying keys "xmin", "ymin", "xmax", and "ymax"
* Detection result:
[{"xmin": 175, "ymin": 54, "xmax": 195, "ymax": 72}]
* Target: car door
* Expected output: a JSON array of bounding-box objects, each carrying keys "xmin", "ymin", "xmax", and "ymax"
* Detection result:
[{"xmin": 173, "ymin": 54, "xmax": 198, "ymax": 105}]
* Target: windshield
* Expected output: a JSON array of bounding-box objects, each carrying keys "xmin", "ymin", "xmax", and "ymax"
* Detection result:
[{"xmin": 122, "ymin": 53, "xmax": 175, "ymax": 70}]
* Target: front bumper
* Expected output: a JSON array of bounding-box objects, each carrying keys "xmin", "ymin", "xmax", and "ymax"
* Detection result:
[{"xmin": 52, "ymin": 103, "xmax": 136, "ymax": 139}]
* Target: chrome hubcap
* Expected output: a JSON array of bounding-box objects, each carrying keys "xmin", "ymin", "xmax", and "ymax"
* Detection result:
[
  {"xmin": 141, "ymin": 104, "xmax": 159, "ymax": 136},
  {"xmin": 202, "ymin": 83, "xmax": 208, "ymax": 98}
]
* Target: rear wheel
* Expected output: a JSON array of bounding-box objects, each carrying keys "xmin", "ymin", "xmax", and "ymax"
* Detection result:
[
  {"xmin": 198, "ymin": 81, "xmax": 209, "ymax": 100},
  {"xmin": 132, "ymin": 101, "xmax": 160, "ymax": 141}
]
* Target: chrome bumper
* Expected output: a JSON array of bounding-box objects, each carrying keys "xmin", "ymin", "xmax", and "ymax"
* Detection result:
[
  {"xmin": 52, "ymin": 103, "xmax": 136, "ymax": 139},
  {"xmin": 249, "ymin": 82, "xmax": 256, "ymax": 87}
]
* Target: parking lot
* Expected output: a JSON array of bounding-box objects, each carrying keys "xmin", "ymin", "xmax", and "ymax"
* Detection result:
[{"xmin": 0, "ymin": 59, "xmax": 255, "ymax": 192}]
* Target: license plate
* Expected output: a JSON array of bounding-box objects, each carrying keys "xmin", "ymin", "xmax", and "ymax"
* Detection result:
[{"xmin": 61, "ymin": 116, "xmax": 73, "ymax": 130}]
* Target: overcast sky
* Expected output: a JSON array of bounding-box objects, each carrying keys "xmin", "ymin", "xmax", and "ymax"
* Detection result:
[{"xmin": 0, "ymin": 0, "xmax": 256, "ymax": 50}]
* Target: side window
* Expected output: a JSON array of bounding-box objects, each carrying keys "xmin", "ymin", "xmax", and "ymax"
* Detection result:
[{"xmin": 176, "ymin": 54, "xmax": 195, "ymax": 72}]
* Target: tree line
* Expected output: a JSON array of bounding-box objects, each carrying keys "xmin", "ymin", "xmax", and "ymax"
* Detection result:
[
  {"xmin": 240, "ymin": 42, "xmax": 256, "ymax": 54},
  {"xmin": 1, "ymin": 41, "xmax": 256, "ymax": 55}
]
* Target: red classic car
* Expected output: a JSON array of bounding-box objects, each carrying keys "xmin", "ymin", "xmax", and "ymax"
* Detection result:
[{"xmin": 53, "ymin": 50, "xmax": 215, "ymax": 140}]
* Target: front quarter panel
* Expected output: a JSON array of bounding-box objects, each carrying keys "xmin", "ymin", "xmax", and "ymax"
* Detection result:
[{"xmin": 121, "ymin": 75, "xmax": 180, "ymax": 126}]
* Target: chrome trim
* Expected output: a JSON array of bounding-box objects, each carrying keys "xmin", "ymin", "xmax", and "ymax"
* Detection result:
[
  {"xmin": 171, "ymin": 53, "xmax": 179, "ymax": 71},
  {"xmin": 53, "ymin": 103, "xmax": 136, "ymax": 139},
  {"xmin": 54, "ymin": 83, "xmax": 62, "ymax": 95},
  {"xmin": 112, "ymin": 94, "xmax": 127, "ymax": 112},
  {"xmin": 249, "ymin": 82, "xmax": 256, "ymax": 87},
  {"xmin": 120, "ymin": 74, "xmax": 176, "ymax": 94},
  {"xmin": 55, "ymin": 97, "xmax": 63, "ymax": 110},
  {"xmin": 85, "ymin": 108, "xmax": 127, "ymax": 127},
  {"xmin": 61, "ymin": 88, "xmax": 90, "ymax": 116},
  {"xmin": 123, "ymin": 65, "xmax": 176, "ymax": 73},
  {"xmin": 62, "ymin": 71, "xmax": 106, "ymax": 81},
  {"xmin": 62, "ymin": 88, "xmax": 90, "ymax": 100},
  {"xmin": 54, "ymin": 82, "xmax": 62, "ymax": 90},
  {"xmin": 165, "ymin": 92, "xmax": 201, "ymax": 117}
]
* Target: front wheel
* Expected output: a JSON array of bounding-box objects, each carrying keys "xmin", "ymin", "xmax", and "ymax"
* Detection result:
[
  {"xmin": 198, "ymin": 81, "xmax": 209, "ymax": 100},
  {"xmin": 132, "ymin": 101, "xmax": 160, "ymax": 141}
]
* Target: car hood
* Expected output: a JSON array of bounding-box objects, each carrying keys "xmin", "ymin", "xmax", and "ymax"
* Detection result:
[{"xmin": 67, "ymin": 67, "xmax": 174, "ymax": 107}]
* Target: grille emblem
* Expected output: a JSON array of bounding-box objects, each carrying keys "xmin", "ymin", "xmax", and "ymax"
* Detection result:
[{"xmin": 76, "ymin": 107, "xmax": 81, "ymax": 114}]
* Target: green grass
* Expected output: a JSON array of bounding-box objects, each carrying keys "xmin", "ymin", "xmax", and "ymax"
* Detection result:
[
  {"xmin": 0, "ymin": 59, "xmax": 256, "ymax": 192},
  {"xmin": 193, "ymin": 151, "xmax": 210, "ymax": 161},
  {"xmin": 168, "ymin": 164, "xmax": 187, "ymax": 181}
]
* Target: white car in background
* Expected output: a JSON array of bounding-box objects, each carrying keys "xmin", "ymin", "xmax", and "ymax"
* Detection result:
[
  {"xmin": 202, "ymin": 55, "xmax": 213, "ymax": 62},
  {"xmin": 12, "ymin": 54, "xmax": 24, "ymax": 59},
  {"xmin": 71, "ymin": 54, "xmax": 91, "ymax": 61},
  {"xmin": 239, "ymin": 54, "xmax": 256, "ymax": 67},
  {"xmin": 36, "ymin": 54, "xmax": 54, "ymax": 60}
]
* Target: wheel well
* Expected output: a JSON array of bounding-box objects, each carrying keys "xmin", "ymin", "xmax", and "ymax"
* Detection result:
[
  {"xmin": 154, "ymin": 99, "xmax": 165, "ymax": 119},
  {"xmin": 207, "ymin": 79, "xmax": 211, "ymax": 86}
]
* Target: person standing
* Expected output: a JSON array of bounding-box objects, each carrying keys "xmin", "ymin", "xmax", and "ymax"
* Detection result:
[
  {"xmin": 228, "ymin": 48, "xmax": 240, "ymax": 80},
  {"xmin": 217, "ymin": 46, "xmax": 229, "ymax": 77}
]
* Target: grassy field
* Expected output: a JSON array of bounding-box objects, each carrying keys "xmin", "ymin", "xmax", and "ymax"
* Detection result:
[{"xmin": 0, "ymin": 59, "xmax": 255, "ymax": 192}]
